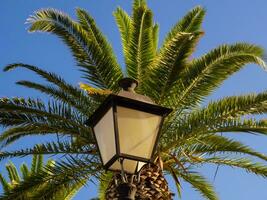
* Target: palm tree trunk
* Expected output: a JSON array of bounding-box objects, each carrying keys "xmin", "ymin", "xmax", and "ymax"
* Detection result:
[
  {"xmin": 117, "ymin": 183, "xmax": 137, "ymax": 200},
  {"xmin": 105, "ymin": 164, "xmax": 173, "ymax": 200}
]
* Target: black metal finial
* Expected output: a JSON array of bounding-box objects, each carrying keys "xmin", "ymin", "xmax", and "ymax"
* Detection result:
[{"xmin": 118, "ymin": 78, "xmax": 138, "ymax": 92}]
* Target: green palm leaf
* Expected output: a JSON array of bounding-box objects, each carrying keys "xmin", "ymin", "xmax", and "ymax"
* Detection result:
[
  {"xmin": 163, "ymin": 6, "xmax": 206, "ymax": 44},
  {"xmin": 0, "ymin": 155, "xmax": 85, "ymax": 200},
  {"xmin": 125, "ymin": 1, "xmax": 155, "ymax": 84},
  {"xmin": 152, "ymin": 23, "xmax": 159, "ymax": 54},
  {"xmin": 4, "ymin": 63, "xmax": 95, "ymax": 115},
  {"xmin": 167, "ymin": 43, "xmax": 266, "ymax": 111},
  {"xmin": 184, "ymin": 91, "xmax": 267, "ymax": 127},
  {"xmin": 0, "ymin": 97, "xmax": 91, "ymax": 147},
  {"xmin": 113, "ymin": 6, "xmax": 132, "ymax": 67},
  {"xmin": 98, "ymin": 172, "xmax": 113, "ymax": 200},
  {"xmin": 163, "ymin": 118, "xmax": 267, "ymax": 151},
  {"xmin": 179, "ymin": 171, "xmax": 218, "ymax": 200},
  {"xmin": 75, "ymin": 7, "xmax": 123, "ymax": 87},
  {"xmin": 0, "ymin": 142, "xmax": 95, "ymax": 161},
  {"xmin": 185, "ymin": 134, "xmax": 267, "ymax": 161},
  {"xmin": 0, "ymin": 156, "xmax": 99, "ymax": 200},
  {"xmin": 16, "ymin": 80, "xmax": 96, "ymax": 116},
  {"xmin": 145, "ymin": 31, "xmax": 204, "ymax": 101},
  {"xmin": 27, "ymin": 9, "xmax": 123, "ymax": 90},
  {"xmin": 202, "ymin": 157, "xmax": 267, "ymax": 178},
  {"xmin": 143, "ymin": 6, "xmax": 206, "ymax": 101}
]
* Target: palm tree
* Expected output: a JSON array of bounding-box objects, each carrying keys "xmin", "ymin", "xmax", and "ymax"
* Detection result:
[
  {"xmin": 0, "ymin": 155, "xmax": 83, "ymax": 199},
  {"xmin": 1, "ymin": 0, "xmax": 267, "ymax": 199}
]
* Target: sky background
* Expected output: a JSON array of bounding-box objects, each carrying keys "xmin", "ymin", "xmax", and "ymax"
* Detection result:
[{"xmin": 1, "ymin": 0, "xmax": 267, "ymax": 199}]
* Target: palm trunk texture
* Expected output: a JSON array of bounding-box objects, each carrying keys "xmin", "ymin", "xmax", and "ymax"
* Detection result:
[{"xmin": 105, "ymin": 164, "xmax": 173, "ymax": 200}]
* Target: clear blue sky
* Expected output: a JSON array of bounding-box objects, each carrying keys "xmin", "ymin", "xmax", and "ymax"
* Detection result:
[{"xmin": 1, "ymin": 0, "xmax": 267, "ymax": 199}]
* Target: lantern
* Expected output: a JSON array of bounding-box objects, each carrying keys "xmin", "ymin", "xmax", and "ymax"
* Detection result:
[{"xmin": 87, "ymin": 78, "xmax": 172, "ymax": 174}]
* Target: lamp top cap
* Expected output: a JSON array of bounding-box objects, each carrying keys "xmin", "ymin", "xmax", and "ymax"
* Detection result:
[{"xmin": 118, "ymin": 78, "xmax": 138, "ymax": 92}]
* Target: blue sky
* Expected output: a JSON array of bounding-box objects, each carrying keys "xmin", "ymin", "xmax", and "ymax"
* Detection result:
[{"xmin": 1, "ymin": 0, "xmax": 267, "ymax": 199}]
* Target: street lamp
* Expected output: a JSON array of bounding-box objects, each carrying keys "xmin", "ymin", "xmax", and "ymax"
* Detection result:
[{"xmin": 87, "ymin": 78, "xmax": 172, "ymax": 199}]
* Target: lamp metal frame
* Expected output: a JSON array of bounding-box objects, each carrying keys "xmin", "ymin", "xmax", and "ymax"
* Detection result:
[{"xmin": 87, "ymin": 94, "xmax": 172, "ymax": 174}]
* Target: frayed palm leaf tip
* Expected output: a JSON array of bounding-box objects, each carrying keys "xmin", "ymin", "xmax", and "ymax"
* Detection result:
[
  {"xmin": 79, "ymin": 83, "xmax": 112, "ymax": 95},
  {"xmin": 3, "ymin": 63, "xmax": 22, "ymax": 72}
]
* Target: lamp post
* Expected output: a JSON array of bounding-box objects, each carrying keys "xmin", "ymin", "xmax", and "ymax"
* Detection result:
[{"xmin": 87, "ymin": 78, "xmax": 172, "ymax": 200}]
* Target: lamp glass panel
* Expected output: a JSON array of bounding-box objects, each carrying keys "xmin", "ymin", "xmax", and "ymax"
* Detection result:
[
  {"xmin": 117, "ymin": 106, "xmax": 162, "ymax": 159},
  {"xmin": 94, "ymin": 108, "xmax": 116, "ymax": 165},
  {"xmin": 137, "ymin": 161, "xmax": 146, "ymax": 172},
  {"xmin": 109, "ymin": 159, "xmax": 139, "ymax": 174}
]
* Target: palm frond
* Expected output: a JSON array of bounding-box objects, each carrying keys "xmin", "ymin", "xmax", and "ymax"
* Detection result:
[
  {"xmin": 163, "ymin": 117, "xmax": 267, "ymax": 151},
  {"xmin": 167, "ymin": 43, "xmax": 266, "ymax": 111},
  {"xmin": 6, "ymin": 162, "xmax": 20, "ymax": 183},
  {"xmin": 202, "ymin": 157, "xmax": 267, "ymax": 178},
  {"xmin": 0, "ymin": 174, "xmax": 10, "ymax": 193},
  {"xmin": 0, "ymin": 97, "xmax": 92, "ymax": 147},
  {"xmin": 215, "ymin": 118, "xmax": 267, "ymax": 134},
  {"xmin": 76, "ymin": 7, "xmax": 117, "ymax": 57},
  {"xmin": 145, "ymin": 31, "xmax": 204, "ymax": 101},
  {"xmin": 144, "ymin": 6, "xmax": 205, "ymax": 100},
  {"xmin": 59, "ymin": 181, "xmax": 84, "ymax": 200},
  {"xmin": 113, "ymin": 6, "xmax": 132, "ymax": 67},
  {"xmin": 126, "ymin": 2, "xmax": 155, "ymax": 84},
  {"xmin": 133, "ymin": 0, "xmax": 147, "ymax": 9},
  {"xmin": 0, "ymin": 124, "xmax": 70, "ymax": 148},
  {"xmin": 20, "ymin": 164, "xmax": 30, "ymax": 180},
  {"xmin": 165, "ymin": 165, "xmax": 182, "ymax": 198},
  {"xmin": 185, "ymin": 134, "xmax": 267, "ymax": 161},
  {"xmin": 0, "ymin": 155, "xmax": 86, "ymax": 200},
  {"xmin": 79, "ymin": 82, "xmax": 112, "ymax": 96},
  {"xmin": 0, "ymin": 156, "xmax": 99, "ymax": 200},
  {"xmin": 162, "ymin": 92, "xmax": 267, "ymax": 149},
  {"xmin": 163, "ymin": 6, "xmax": 206, "ymax": 45},
  {"xmin": 98, "ymin": 172, "xmax": 113, "ymax": 200},
  {"xmin": 17, "ymin": 80, "xmax": 96, "ymax": 116},
  {"xmin": 152, "ymin": 23, "xmax": 159, "ymax": 54},
  {"xmin": 4, "ymin": 63, "xmax": 96, "ymax": 116},
  {"xmin": 179, "ymin": 171, "xmax": 218, "ymax": 200},
  {"xmin": 75, "ymin": 7, "xmax": 123, "ymax": 89},
  {"xmin": 183, "ymin": 91, "xmax": 267, "ymax": 129},
  {"xmin": 0, "ymin": 97, "xmax": 86, "ymax": 127},
  {"xmin": 0, "ymin": 155, "xmax": 44, "ymax": 194},
  {"xmin": 31, "ymin": 177, "xmax": 86, "ymax": 200},
  {"xmin": 27, "ymin": 8, "xmax": 123, "ymax": 90},
  {"xmin": 0, "ymin": 142, "xmax": 95, "ymax": 161}
]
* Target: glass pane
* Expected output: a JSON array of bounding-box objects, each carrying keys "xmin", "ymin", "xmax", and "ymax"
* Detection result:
[
  {"xmin": 94, "ymin": 108, "xmax": 116, "ymax": 165},
  {"xmin": 137, "ymin": 162, "xmax": 146, "ymax": 172},
  {"xmin": 117, "ymin": 106, "xmax": 162, "ymax": 159},
  {"xmin": 109, "ymin": 159, "xmax": 138, "ymax": 174}
]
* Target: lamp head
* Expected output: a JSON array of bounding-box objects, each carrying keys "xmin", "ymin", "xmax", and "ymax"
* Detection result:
[{"xmin": 87, "ymin": 78, "xmax": 172, "ymax": 174}]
